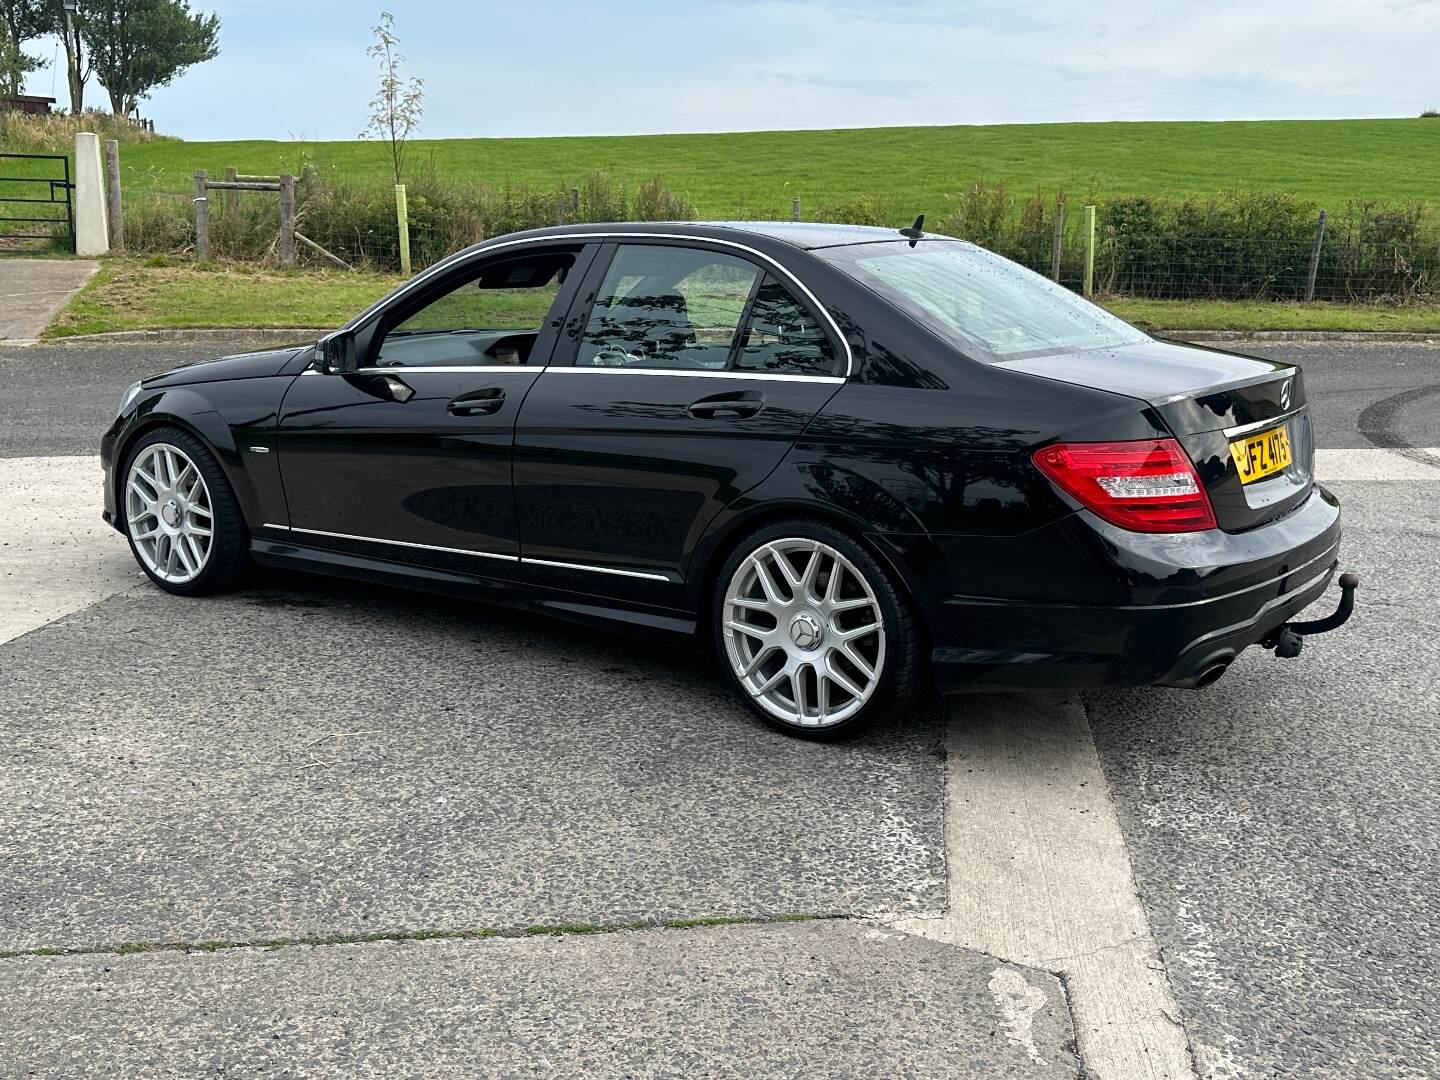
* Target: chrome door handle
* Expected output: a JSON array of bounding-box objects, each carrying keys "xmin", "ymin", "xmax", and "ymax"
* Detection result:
[
  {"xmin": 448, "ymin": 388, "xmax": 506, "ymax": 416},
  {"xmin": 687, "ymin": 390, "xmax": 764, "ymax": 419}
]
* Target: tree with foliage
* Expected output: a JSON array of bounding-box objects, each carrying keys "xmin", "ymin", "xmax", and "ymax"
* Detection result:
[
  {"xmin": 0, "ymin": 0, "xmax": 47, "ymax": 98},
  {"xmin": 81, "ymin": 0, "xmax": 219, "ymax": 118},
  {"xmin": 360, "ymin": 10, "xmax": 424, "ymax": 185},
  {"xmin": 46, "ymin": 0, "xmax": 90, "ymax": 113}
]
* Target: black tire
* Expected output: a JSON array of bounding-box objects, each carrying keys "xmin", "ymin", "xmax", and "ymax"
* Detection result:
[
  {"xmin": 120, "ymin": 425, "xmax": 249, "ymax": 596},
  {"xmin": 711, "ymin": 518, "xmax": 922, "ymax": 740}
]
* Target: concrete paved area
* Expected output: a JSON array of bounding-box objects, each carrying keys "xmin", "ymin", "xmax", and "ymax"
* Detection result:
[
  {"xmin": 0, "ymin": 456, "xmax": 139, "ymax": 642},
  {"xmin": 0, "ymin": 259, "xmax": 98, "ymax": 343},
  {"xmin": 1089, "ymin": 474, "xmax": 1440, "ymax": 1080},
  {"xmin": 2, "ymin": 578, "xmax": 945, "ymax": 950},
  {"xmin": 0, "ymin": 921, "xmax": 1081, "ymax": 1079},
  {"xmin": 0, "ymin": 338, "xmax": 1437, "ymax": 1077}
]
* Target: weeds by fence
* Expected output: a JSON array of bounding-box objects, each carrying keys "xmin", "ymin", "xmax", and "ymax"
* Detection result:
[
  {"xmin": 0, "ymin": 109, "xmax": 170, "ymax": 153},
  {"xmin": 96, "ymin": 152, "xmax": 1440, "ymax": 305}
]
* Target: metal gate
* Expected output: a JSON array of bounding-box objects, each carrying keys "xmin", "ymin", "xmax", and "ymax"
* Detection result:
[{"xmin": 0, "ymin": 153, "xmax": 75, "ymax": 255}]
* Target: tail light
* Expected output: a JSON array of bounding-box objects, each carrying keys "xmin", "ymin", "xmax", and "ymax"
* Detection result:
[{"xmin": 1032, "ymin": 438, "xmax": 1217, "ymax": 533}]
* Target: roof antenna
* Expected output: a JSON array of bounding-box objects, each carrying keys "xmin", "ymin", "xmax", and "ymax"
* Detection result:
[{"xmin": 898, "ymin": 214, "xmax": 925, "ymax": 246}]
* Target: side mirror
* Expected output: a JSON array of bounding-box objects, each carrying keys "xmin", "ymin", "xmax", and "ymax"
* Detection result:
[{"xmin": 313, "ymin": 331, "xmax": 358, "ymax": 374}]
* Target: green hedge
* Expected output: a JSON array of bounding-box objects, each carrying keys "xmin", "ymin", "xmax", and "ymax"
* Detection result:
[
  {"xmin": 122, "ymin": 168, "xmax": 696, "ymax": 271},
  {"xmin": 119, "ymin": 168, "xmax": 1439, "ymax": 302},
  {"xmin": 927, "ymin": 184, "xmax": 1437, "ymax": 301}
]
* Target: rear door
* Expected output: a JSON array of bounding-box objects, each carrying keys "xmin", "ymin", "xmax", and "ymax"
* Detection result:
[{"xmin": 512, "ymin": 240, "xmax": 846, "ymax": 603}]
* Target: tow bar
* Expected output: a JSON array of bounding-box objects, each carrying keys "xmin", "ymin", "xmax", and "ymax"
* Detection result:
[{"xmin": 1265, "ymin": 572, "xmax": 1359, "ymax": 658}]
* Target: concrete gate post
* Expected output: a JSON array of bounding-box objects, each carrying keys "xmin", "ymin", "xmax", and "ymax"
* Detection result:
[{"xmin": 73, "ymin": 132, "xmax": 110, "ymax": 257}]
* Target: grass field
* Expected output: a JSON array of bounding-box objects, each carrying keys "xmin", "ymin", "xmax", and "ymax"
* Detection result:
[
  {"xmin": 43, "ymin": 259, "xmax": 1440, "ymax": 339},
  {"xmin": 110, "ymin": 119, "xmax": 1440, "ymax": 218}
]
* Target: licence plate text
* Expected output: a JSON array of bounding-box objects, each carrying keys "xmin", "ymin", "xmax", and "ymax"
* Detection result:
[{"xmin": 1229, "ymin": 425, "xmax": 1293, "ymax": 484}]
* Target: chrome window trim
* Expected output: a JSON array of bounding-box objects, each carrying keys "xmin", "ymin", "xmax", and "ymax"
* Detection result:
[
  {"xmin": 549, "ymin": 368, "xmax": 844, "ymax": 385},
  {"xmin": 355, "ymin": 365, "xmax": 539, "ymax": 375},
  {"xmin": 1223, "ymin": 405, "xmax": 1309, "ymax": 440},
  {"xmin": 341, "ymin": 231, "xmax": 855, "ymax": 378},
  {"xmin": 259, "ymin": 523, "xmax": 674, "ymax": 581},
  {"xmin": 306, "ymin": 364, "xmax": 839, "ymax": 383}
]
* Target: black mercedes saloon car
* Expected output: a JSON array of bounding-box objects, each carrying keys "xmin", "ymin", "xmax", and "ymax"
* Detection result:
[{"xmin": 102, "ymin": 221, "xmax": 1355, "ymax": 737}]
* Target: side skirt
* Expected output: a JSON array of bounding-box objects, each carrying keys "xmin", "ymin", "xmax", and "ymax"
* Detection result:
[{"xmin": 249, "ymin": 538, "xmax": 701, "ymax": 645}]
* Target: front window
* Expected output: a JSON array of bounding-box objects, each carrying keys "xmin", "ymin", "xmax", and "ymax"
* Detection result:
[
  {"xmin": 817, "ymin": 240, "xmax": 1148, "ymax": 362},
  {"xmin": 377, "ymin": 250, "xmax": 576, "ymax": 368}
]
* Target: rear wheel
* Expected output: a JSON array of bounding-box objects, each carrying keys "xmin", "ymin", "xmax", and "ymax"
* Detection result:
[
  {"xmin": 122, "ymin": 427, "xmax": 247, "ymax": 596},
  {"xmin": 713, "ymin": 519, "xmax": 921, "ymax": 739}
]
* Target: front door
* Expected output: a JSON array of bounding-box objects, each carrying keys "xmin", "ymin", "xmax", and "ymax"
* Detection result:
[
  {"xmin": 513, "ymin": 240, "xmax": 846, "ymax": 604},
  {"xmin": 274, "ymin": 243, "xmax": 593, "ymax": 575}
]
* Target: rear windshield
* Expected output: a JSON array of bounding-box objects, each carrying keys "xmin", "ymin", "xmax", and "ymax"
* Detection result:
[{"xmin": 816, "ymin": 240, "xmax": 1148, "ymax": 362}]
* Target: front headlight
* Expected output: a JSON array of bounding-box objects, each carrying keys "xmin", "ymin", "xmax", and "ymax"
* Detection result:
[{"xmin": 117, "ymin": 380, "xmax": 143, "ymax": 416}]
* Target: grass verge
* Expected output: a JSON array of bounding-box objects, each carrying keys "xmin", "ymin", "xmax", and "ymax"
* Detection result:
[
  {"xmin": 41, "ymin": 258, "xmax": 1440, "ymax": 340},
  {"xmin": 44, "ymin": 258, "xmax": 403, "ymax": 338},
  {"xmin": 1108, "ymin": 298, "xmax": 1440, "ymax": 334}
]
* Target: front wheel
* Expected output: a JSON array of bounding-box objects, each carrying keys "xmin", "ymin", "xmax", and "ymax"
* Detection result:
[
  {"xmin": 713, "ymin": 520, "xmax": 921, "ymax": 739},
  {"xmin": 121, "ymin": 426, "xmax": 248, "ymax": 596}
]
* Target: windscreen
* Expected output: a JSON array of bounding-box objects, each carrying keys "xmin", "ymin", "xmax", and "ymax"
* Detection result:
[{"xmin": 817, "ymin": 240, "xmax": 1148, "ymax": 361}]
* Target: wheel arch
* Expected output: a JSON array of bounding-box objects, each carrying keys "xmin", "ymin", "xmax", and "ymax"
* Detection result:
[
  {"xmin": 687, "ymin": 499, "xmax": 927, "ymax": 654},
  {"xmin": 111, "ymin": 398, "xmax": 241, "ymax": 529}
]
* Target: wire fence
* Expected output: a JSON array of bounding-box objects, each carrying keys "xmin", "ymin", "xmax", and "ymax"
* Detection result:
[{"xmin": 108, "ymin": 165, "xmax": 1440, "ymax": 305}]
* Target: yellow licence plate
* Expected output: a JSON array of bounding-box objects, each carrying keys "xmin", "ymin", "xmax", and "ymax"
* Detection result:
[{"xmin": 1229, "ymin": 424, "xmax": 1293, "ymax": 484}]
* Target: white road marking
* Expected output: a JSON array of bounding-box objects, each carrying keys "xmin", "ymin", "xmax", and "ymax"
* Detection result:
[
  {"xmin": 889, "ymin": 448, "xmax": 1433, "ymax": 1078},
  {"xmin": 895, "ymin": 695, "xmax": 1198, "ymax": 1080},
  {"xmin": 1314, "ymin": 447, "xmax": 1440, "ymax": 481},
  {"xmin": 0, "ymin": 456, "xmax": 140, "ymax": 645}
]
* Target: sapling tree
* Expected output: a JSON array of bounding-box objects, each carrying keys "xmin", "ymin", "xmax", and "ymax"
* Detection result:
[{"xmin": 360, "ymin": 10, "xmax": 424, "ymax": 186}]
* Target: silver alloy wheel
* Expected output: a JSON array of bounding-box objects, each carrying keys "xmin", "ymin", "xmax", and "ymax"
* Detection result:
[
  {"xmin": 722, "ymin": 537, "xmax": 886, "ymax": 727},
  {"xmin": 125, "ymin": 443, "xmax": 215, "ymax": 585}
]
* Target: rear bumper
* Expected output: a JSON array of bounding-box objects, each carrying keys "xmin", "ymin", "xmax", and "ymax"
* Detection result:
[{"xmin": 923, "ymin": 484, "xmax": 1344, "ymax": 692}]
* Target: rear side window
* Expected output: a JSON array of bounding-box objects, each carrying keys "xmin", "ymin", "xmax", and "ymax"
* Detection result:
[
  {"xmin": 734, "ymin": 275, "xmax": 836, "ymax": 376},
  {"xmin": 572, "ymin": 244, "xmax": 840, "ymax": 376},
  {"xmin": 577, "ymin": 245, "xmax": 758, "ymax": 370}
]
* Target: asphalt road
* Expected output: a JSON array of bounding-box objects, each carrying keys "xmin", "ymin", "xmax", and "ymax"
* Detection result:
[
  {"xmin": 3, "ymin": 337, "xmax": 1439, "ymax": 458},
  {"xmin": 1, "ymin": 336, "xmax": 1436, "ymax": 1078}
]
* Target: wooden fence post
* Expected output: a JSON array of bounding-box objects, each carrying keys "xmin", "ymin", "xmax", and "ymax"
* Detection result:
[
  {"xmin": 278, "ymin": 174, "xmax": 295, "ymax": 268},
  {"xmin": 791, "ymin": 197, "xmax": 801, "ymax": 222},
  {"xmin": 193, "ymin": 169, "xmax": 209, "ymax": 262},
  {"xmin": 1305, "ymin": 209, "xmax": 1327, "ymax": 302},
  {"xmin": 1082, "ymin": 205, "xmax": 1096, "ymax": 297},
  {"xmin": 224, "ymin": 167, "xmax": 238, "ymax": 215},
  {"xmin": 1050, "ymin": 198, "xmax": 1066, "ymax": 282},
  {"xmin": 570, "ymin": 186, "xmax": 579, "ymax": 216},
  {"xmin": 395, "ymin": 184, "xmax": 412, "ymax": 276},
  {"xmin": 103, "ymin": 139, "xmax": 123, "ymax": 252}
]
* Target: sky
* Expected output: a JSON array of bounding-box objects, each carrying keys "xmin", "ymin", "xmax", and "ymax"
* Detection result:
[{"xmin": 21, "ymin": 0, "xmax": 1440, "ymax": 140}]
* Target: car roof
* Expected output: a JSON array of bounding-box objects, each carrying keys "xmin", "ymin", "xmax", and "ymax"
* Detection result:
[
  {"xmin": 487, "ymin": 220, "xmax": 943, "ymax": 251},
  {"xmin": 701, "ymin": 221, "xmax": 918, "ymax": 249}
]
